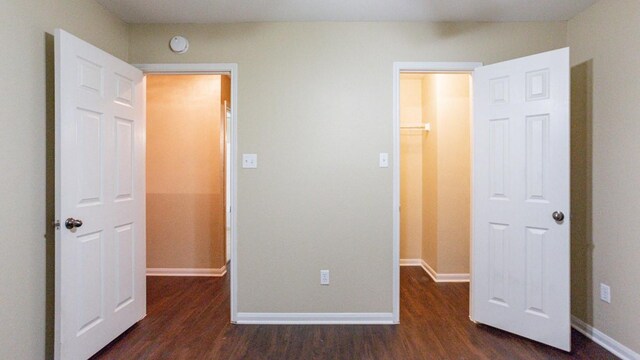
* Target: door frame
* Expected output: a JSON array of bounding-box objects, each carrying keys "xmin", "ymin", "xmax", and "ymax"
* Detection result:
[
  {"xmin": 135, "ymin": 63, "xmax": 239, "ymax": 322},
  {"xmin": 392, "ymin": 62, "xmax": 482, "ymax": 322}
]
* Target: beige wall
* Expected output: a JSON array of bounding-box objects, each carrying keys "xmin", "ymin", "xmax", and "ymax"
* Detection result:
[
  {"xmin": 419, "ymin": 74, "xmax": 471, "ymax": 274},
  {"xmin": 434, "ymin": 74, "xmax": 471, "ymax": 274},
  {"xmin": 0, "ymin": 0, "xmax": 129, "ymax": 358},
  {"xmin": 221, "ymin": 74, "xmax": 231, "ymax": 244},
  {"xmin": 421, "ymin": 75, "xmax": 439, "ymax": 269},
  {"xmin": 129, "ymin": 22, "xmax": 566, "ymax": 313},
  {"xmin": 568, "ymin": 0, "xmax": 640, "ymax": 353},
  {"xmin": 399, "ymin": 77, "xmax": 423, "ymax": 259},
  {"xmin": 147, "ymin": 75, "xmax": 227, "ymax": 269},
  {"xmin": 570, "ymin": 60, "xmax": 593, "ymax": 330}
]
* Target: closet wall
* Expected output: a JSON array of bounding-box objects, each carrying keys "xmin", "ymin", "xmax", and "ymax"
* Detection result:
[
  {"xmin": 422, "ymin": 74, "xmax": 471, "ymax": 274},
  {"xmin": 400, "ymin": 74, "xmax": 471, "ymax": 275},
  {"xmin": 399, "ymin": 77, "xmax": 423, "ymax": 260},
  {"xmin": 146, "ymin": 74, "xmax": 230, "ymax": 270},
  {"xmin": 420, "ymin": 75, "xmax": 439, "ymax": 269}
]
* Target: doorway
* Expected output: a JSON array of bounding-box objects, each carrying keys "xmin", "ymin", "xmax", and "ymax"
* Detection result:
[
  {"xmin": 392, "ymin": 62, "xmax": 481, "ymax": 322},
  {"xmin": 398, "ymin": 72, "xmax": 473, "ymax": 282},
  {"xmin": 145, "ymin": 74, "xmax": 231, "ymax": 277},
  {"xmin": 137, "ymin": 63, "xmax": 239, "ymax": 321}
]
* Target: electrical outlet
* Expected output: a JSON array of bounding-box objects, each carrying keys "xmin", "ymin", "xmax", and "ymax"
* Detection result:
[
  {"xmin": 320, "ymin": 270, "xmax": 330, "ymax": 285},
  {"xmin": 600, "ymin": 283, "xmax": 611, "ymax": 303}
]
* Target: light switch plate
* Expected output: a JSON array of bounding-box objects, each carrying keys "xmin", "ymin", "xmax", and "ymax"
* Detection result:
[
  {"xmin": 242, "ymin": 154, "xmax": 257, "ymax": 168},
  {"xmin": 320, "ymin": 270, "xmax": 330, "ymax": 285},
  {"xmin": 600, "ymin": 283, "xmax": 611, "ymax": 303},
  {"xmin": 379, "ymin": 153, "xmax": 389, "ymax": 168}
]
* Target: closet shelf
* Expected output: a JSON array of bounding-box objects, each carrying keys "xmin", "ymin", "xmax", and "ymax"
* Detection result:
[{"xmin": 400, "ymin": 122, "xmax": 431, "ymax": 131}]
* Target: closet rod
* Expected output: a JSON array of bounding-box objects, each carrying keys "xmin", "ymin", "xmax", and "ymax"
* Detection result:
[{"xmin": 400, "ymin": 123, "xmax": 431, "ymax": 131}]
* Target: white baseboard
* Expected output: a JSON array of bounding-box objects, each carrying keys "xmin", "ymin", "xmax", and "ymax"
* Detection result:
[
  {"xmin": 400, "ymin": 258, "xmax": 423, "ymax": 266},
  {"xmin": 417, "ymin": 260, "xmax": 470, "ymax": 282},
  {"xmin": 146, "ymin": 265, "xmax": 227, "ymax": 277},
  {"xmin": 571, "ymin": 315, "xmax": 639, "ymax": 360},
  {"xmin": 235, "ymin": 312, "xmax": 395, "ymax": 325}
]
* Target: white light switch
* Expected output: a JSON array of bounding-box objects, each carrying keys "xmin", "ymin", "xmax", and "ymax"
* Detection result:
[
  {"xmin": 320, "ymin": 270, "xmax": 330, "ymax": 285},
  {"xmin": 242, "ymin": 153, "xmax": 257, "ymax": 168},
  {"xmin": 600, "ymin": 283, "xmax": 611, "ymax": 303},
  {"xmin": 379, "ymin": 153, "xmax": 389, "ymax": 168}
]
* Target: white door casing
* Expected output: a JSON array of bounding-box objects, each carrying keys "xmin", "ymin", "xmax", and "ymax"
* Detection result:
[
  {"xmin": 55, "ymin": 29, "xmax": 146, "ymax": 359},
  {"xmin": 471, "ymin": 48, "xmax": 570, "ymax": 351}
]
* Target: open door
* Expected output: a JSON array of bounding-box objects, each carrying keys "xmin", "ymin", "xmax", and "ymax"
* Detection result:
[
  {"xmin": 55, "ymin": 29, "xmax": 146, "ymax": 359},
  {"xmin": 471, "ymin": 48, "xmax": 570, "ymax": 351}
]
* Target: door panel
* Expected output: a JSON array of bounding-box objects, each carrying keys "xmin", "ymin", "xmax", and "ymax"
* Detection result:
[
  {"xmin": 472, "ymin": 48, "xmax": 570, "ymax": 351},
  {"xmin": 55, "ymin": 29, "xmax": 146, "ymax": 360}
]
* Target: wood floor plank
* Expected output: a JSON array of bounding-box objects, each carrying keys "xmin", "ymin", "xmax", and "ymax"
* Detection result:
[{"xmin": 92, "ymin": 267, "xmax": 616, "ymax": 359}]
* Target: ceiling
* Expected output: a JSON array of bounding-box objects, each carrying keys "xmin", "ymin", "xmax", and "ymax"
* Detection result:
[{"xmin": 96, "ymin": 0, "xmax": 597, "ymax": 24}]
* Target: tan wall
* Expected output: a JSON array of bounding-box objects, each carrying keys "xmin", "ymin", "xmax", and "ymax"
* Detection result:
[
  {"xmin": 0, "ymin": 1, "xmax": 129, "ymax": 358},
  {"xmin": 434, "ymin": 74, "xmax": 471, "ymax": 274},
  {"xmin": 146, "ymin": 75, "xmax": 226, "ymax": 269},
  {"xmin": 399, "ymin": 77, "xmax": 423, "ymax": 259},
  {"xmin": 129, "ymin": 21, "xmax": 566, "ymax": 313},
  {"xmin": 221, "ymin": 75, "xmax": 231, "ymax": 254},
  {"xmin": 421, "ymin": 75, "xmax": 439, "ymax": 269},
  {"xmin": 570, "ymin": 60, "xmax": 593, "ymax": 329},
  {"xmin": 568, "ymin": 0, "xmax": 640, "ymax": 353},
  {"xmin": 419, "ymin": 74, "xmax": 471, "ymax": 274}
]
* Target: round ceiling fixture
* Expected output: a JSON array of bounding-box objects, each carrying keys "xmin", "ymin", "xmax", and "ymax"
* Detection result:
[{"xmin": 169, "ymin": 36, "xmax": 189, "ymax": 54}]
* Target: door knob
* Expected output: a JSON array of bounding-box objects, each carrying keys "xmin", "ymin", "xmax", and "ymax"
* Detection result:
[
  {"xmin": 552, "ymin": 211, "xmax": 565, "ymax": 222},
  {"xmin": 65, "ymin": 218, "xmax": 83, "ymax": 229}
]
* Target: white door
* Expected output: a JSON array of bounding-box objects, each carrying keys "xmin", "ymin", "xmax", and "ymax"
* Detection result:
[
  {"xmin": 471, "ymin": 48, "xmax": 570, "ymax": 351},
  {"xmin": 55, "ymin": 29, "xmax": 146, "ymax": 359}
]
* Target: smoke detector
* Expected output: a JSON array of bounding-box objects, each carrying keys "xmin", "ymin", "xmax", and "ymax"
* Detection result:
[{"xmin": 169, "ymin": 36, "xmax": 189, "ymax": 54}]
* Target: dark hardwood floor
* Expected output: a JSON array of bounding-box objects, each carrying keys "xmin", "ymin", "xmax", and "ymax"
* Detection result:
[{"xmin": 92, "ymin": 267, "xmax": 615, "ymax": 359}]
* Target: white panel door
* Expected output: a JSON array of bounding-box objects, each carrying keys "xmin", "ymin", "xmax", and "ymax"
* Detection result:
[
  {"xmin": 471, "ymin": 48, "xmax": 570, "ymax": 351},
  {"xmin": 55, "ymin": 29, "xmax": 146, "ymax": 360}
]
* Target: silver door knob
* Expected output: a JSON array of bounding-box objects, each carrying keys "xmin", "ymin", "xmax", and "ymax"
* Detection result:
[
  {"xmin": 552, "ymin": 211, "xmax": 565, "ymax": 222},
  {"xmin": 65, "ymin": 218, "xmax": 83, "ymax": 229}
]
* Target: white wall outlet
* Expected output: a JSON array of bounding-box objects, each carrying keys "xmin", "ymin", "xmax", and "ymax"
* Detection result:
[
  {"xmin": 320, "ymin": 270, "xmax": 330, "ymax": 285},
  {"xmin": 600, "ymin": 283, "xmax": 611, "ymax": 303},
  {"xmin": 242, "ymin": 153, "xmax": 257, "ymax": 168},
  {"xmin": 379, "ymin": 152, "xmax": 389, "ymax": 168}
]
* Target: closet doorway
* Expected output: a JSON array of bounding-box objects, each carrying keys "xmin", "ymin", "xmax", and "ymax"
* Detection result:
[
  {"xmin": 394, "ymin": 63, "xmax": 480, "ymax": 314},
  {"xmin": 398, "ymin": 72, "xmax": 473, "ymax": 282}
]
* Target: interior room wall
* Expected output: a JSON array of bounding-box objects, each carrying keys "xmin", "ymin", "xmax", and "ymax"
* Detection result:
[
  {"xmin": 146, "ymin": 74, "xmax": 227, "ymax": 270},
  {"xmin": 399, "ymin": 77, "xmax": 423, "ymax": 260},
  {"xmin": 568, "ymin": 0, "xmax": 640, "ymax": 354},
  {"xmin": 129, "ymin": 21, "xmax": 567, "ymax": 313},
  {"xmin": 0, "ymin": 1, "xmax": 129, "ymax": 358},
  {"xmin": 433, "ymin": 74, "xmax": 471, "ymax": 274},
  {"xmin": 421, "ymin": 75, "xmax": 439, "ymax": 269},
  {"xmin": 570, "ymin": 60, "xmax": 592, "ymax": 328},
  {"xmin": 221, "ymin": 75, "xmax": 231, "ymax": 258},
  {"xmin": 420, "ymin": 74, "xmax": 471, "ymax": 275}
]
